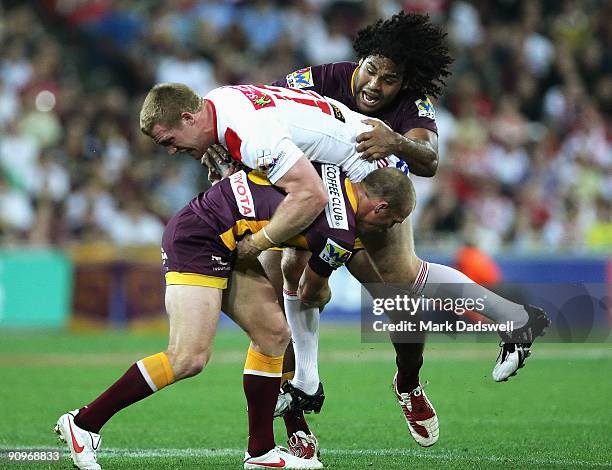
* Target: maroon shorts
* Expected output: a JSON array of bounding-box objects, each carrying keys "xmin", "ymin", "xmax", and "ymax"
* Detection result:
[{"xmin": 161, "ymin": 205, "xmax": 235, "ymax": 289}]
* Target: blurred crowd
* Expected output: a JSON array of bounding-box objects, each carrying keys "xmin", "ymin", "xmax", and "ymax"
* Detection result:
[{"xmin": 0, "ymin": 0, "xmax": 610, "ymax": 253}]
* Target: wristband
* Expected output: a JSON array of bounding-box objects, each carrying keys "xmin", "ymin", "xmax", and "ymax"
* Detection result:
[
  {"xmin": 261, "ymin": 226, "xmax": 279, "ymax": 246},
  {"xmin": 249, "ymin": 232, "xmax": 271, "ymax": 251}
]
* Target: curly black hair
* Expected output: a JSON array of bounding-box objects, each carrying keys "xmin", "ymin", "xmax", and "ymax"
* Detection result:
[{"xmin": 353, "ymin": 12, "xmax": 453, "ymax": 98}]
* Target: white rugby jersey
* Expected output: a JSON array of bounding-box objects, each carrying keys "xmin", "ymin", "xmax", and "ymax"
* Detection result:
[{"xmin": 203, "ymin": 85, "xmax": 409, "ymax": 183}]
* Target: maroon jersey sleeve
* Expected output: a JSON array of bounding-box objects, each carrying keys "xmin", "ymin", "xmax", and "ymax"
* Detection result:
[{"xmin": 306, "ymin": 230, "xmax": 355, "ymax": 278}]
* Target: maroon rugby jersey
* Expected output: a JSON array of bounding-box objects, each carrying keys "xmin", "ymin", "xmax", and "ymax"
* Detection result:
[
  {"xmin": 169, "ymin": 163, "xmax": 357, "ymax": 278},
  {"xmin": 272, "ymin": 61, "xmax": 437, "ymax": 136}
]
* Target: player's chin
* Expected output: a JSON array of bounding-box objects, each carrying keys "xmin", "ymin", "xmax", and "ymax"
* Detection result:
[{"xmin": 357, "ymin": 99, "xmax": 380, "ymax": 114}]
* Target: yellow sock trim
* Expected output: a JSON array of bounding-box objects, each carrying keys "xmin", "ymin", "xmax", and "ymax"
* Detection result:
[
  {"xmin": 138, "ymin": 352, "xmax": 175, "ymax": 392},
  {"xmin": 244, "ymin": 346, "xmax": 283, "ymax": 378},
  {"xmin": 281, "ymin": 371, "xmax": 295, "ymax": 384}
]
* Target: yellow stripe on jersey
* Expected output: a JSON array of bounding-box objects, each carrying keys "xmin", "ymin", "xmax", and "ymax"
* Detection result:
[
  {"xmin": 344, "ymin": 178, "xmax": 358, "ymax": 212},
  {"xmin": 219, "ymin": 219, "xmax": 270, "ymax": 251},
  {"xmin": 248, "ymin": 171, "xmax": 272, "ymax": 185},
  {"xmin": 244, "ymin": 346, "xmax": 283, "ymax": 377},
  {"xmin": 219, "ymin": 228, "xmax": 237, "ymax": 251},
  {"xmin": 350, "ymin": 66, "xmax": 358, "ymax": 96},
  {"xmin": 354, "ymin": 238, "xmax": 364, "ymax": 250},
  {"xmin": 284, "ymin": 234, "xmax": 309, "ymax": 250},
  {"xmin": 165, "ymin": 272, "xmax": 228, "ymax": 289},
  {"xmin": 220, "ymin": 221, "xmax": 310, "ymax": 252}
]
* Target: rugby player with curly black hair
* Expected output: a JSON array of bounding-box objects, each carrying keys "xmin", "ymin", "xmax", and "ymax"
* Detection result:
[{"xmin": 257, "ymin": 13, "xmax": 451, "ymax": 456}]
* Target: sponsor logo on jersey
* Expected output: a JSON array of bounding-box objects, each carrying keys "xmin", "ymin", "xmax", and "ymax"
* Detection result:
[
  {"xmin": 266, "ymin": 151, "xmax": 287, "ymax": 181},
  {"xmin": 414, "ymin": 97, "xmax": 435, "ymax": 119},
  {"xmin": 229, "ymin": 170, "xmax": 256, "ymax": 217},
  {"xmin": 211, "ymin": 255, "xmax": 230, "ymax": 271},
  {"xmin": 256, "ymin": 148, "xmax": 277, "ymax": 171},
  {"xmin": 233, "ymin": 85, "xmax": 275, "ymax": 109},
  {"xmin": 321, "ymin": 164, "xmax": 348, "ymax": 230},
  {"xmin": 286, "ymin": 67, "xmax": 314, "ymax": 89},
  {"xmin": 319, "ymin": 238, "xmax": 352, "ymax": 269},
  {"xmin": 330, "ymin": 103, "xmax": 345, "ymax": 122}
]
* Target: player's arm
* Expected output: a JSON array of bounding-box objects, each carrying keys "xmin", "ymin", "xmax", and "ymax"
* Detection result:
[
  {"xmin": 242, "ymin": 156, "xmax": 328, "ymax": 257},
  {"xmin": 260, "ymin": 156, "xmax": 328, "ymax": 245},
  {"xmin": 356, "ymin": 120, "xmax": 438, "ymax": 177},
  {"xmin": 297, "ymin": 264, "xmax": 331, "ymax": 310}
]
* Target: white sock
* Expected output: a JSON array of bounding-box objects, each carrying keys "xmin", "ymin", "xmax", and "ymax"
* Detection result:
[
  {"xmin": 284, "ymin": 290, "xmax": 320, "ymax": 395},
  {"xmin": 416, "ymin": 262, "xmax": 529, "ymax": 328}
]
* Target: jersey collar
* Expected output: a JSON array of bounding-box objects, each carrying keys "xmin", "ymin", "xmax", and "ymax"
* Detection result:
[
  {"xmin": 350, "ymin": 65, "xmax": 358, "ymax": 98},
  {"xmin": 204, "ymin": 99, "xmax": 219, "ymax": 144},
  {"xmin": 344, "ymin": 178, "xmax": 358, "ymax": 213}
]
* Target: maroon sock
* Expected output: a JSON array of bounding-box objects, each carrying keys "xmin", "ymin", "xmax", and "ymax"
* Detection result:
[
  {"xmin": 392, "ymin": 341, "xmax": 424, "ymax": 393},
  {"xmin": 283, "ymin": 409, "xmax": 310, "ymax": 437},
  {"xmin": 74, "ymin": 363, "xmax": 154, "ymax": 433},
  {"xmin": 244, "ymin": 374, "xmax": 280, "ymax": 457}
]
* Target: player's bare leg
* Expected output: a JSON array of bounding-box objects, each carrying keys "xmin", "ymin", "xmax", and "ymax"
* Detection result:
[
  {"xmin": 224, "ymin": 259, "xmax": 323, "ymax": 468},
  {"xmin": 360, "ymin": 216, "xmax": 550, "ymax": 442},
  {"xmin": 55, "ymin": 285, "xmax": 223, "ymax": 470},
  {"xmin": 359, "ymin": 213, "xmax": 546, "ymax": 338}
]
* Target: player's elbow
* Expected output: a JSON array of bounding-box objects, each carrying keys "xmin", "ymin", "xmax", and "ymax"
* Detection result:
[
  {"xmin": 416, "ymin": 153, "xmax": 438, "ymax": 177},
  {"xmin": 312, "ymin": 185, "xmax": 329, "ymax": 209}
]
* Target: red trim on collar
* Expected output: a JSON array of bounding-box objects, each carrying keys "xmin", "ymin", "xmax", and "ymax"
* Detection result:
[{"xmin": 204, "ymin": 99, "xmax": 219, "ymax": 144}]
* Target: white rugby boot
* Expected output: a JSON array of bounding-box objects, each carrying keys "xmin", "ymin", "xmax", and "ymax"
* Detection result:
[{"xmin": 54, "ymin": 410, "xmax": 101, "ymax": 470}]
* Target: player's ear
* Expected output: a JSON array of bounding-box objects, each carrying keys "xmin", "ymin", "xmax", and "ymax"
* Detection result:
[
  {"xmin": 181, "ymin": 112, "xmax": 195, "ymax": 125},
  {"xmin": 374, "ymin": 201, "xmax": 389, "ymax": 214}
]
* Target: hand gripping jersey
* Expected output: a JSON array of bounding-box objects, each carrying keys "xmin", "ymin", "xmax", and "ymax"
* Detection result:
[
  {"xmin": 161, "ymin": 164, "xmax": 357, "ymax": 289},
  {"xmin": 272, "ymin": 61, "xmax": 438, "ymax": 137},
  {"xmin": 204, "ymin": 84, "xmax": 410, "ymax": 183}
]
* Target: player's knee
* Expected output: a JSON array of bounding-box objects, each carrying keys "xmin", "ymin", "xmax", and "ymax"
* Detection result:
[
  {"xmin": 166, "ymin": 348, "xmax": 212, "ymax": 380},
  {"xmin": 269, "ymin": 322, "xmax": 291, "ymax": 350},
  {"xmin": 253, "ymin": 323, "xmax": 291, "ymax": 356},
  {"xmin": 380, "ymin": 255, "xmax": 422, "ymax": 283},
  {"xmin": 281, "ymin": 249, "xmax": 308, "ymax": 292}
]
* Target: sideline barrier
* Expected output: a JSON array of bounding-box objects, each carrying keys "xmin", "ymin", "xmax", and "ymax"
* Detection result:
[
  {"xmin": 0, "ymin": 249, "xmax": 72, "ymax": 328},
  {"xmin": 2, "ymin": 245, "xmax": 608, "ymax": 330},
  {"xmin": 70, "ymin": 244, "xmax": 165, "ymax": 330}
]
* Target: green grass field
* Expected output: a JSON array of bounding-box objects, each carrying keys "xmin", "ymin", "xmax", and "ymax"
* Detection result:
[{"xmin": 1, "ymin": 326, "xmax": 611, "ymax": 469}]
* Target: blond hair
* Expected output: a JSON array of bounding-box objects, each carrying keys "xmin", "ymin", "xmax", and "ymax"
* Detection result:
[
  {"xmin": 139, "ymin": 83, "xmax": 203, "ymax": 136},
  {"xmin": 361, "ymin": 168, "xmax": 416, "ymax": 214}
]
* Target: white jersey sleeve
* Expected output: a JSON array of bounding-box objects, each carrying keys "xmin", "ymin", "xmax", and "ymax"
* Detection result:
[{"xmin": 204, "ymin": 86, "xmax": 304, "ymax": 184}]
